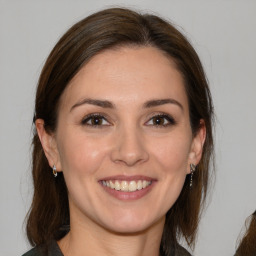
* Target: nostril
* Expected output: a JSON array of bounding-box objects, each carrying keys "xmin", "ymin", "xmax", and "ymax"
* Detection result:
[
  {"xmin": 110, "ymin": 130, "xmax": 149, "ymax": 166},
  {"xmin": 111, "ymin": 146, "xmax": 149, "ymax": 166}
]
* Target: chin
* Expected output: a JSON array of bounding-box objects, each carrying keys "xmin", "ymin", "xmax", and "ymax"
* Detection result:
[
  {"xmin": 100, "ymin": 212, "xmax": 163, "ymax": 235},
  {"xmin": 104, "ymin": 223, "xmax": 150, "ymax": 235}
]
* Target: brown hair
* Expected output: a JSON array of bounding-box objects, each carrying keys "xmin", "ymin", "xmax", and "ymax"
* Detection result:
[
  {"xmin": 26, "ymin": 7, "xmax": 214, "ymax": 254},
  {"xmin": 235, "ymin": 211, "xmax": 256, "ymax": 256}
]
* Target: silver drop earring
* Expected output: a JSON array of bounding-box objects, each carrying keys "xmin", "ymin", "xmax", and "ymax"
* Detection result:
[
  {"xmin": 52, "ymin": 165, "xmax": 57, "ymax": 178},
  {"xmin": 190, "ymin": 164, "xmax": 196, "ymax": 188}
]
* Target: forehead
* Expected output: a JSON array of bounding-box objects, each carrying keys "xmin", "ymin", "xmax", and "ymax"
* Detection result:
[{"xmin": 59, "ymin": 46, "xmax": 188, "ymax": 110}]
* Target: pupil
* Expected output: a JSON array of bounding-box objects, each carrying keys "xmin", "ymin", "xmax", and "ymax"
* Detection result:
[
  {"xmin": 154, "ymin": 117, "xmax": 163, "ymax": 125},
  {"xmin": 92, "ymin": 117, "xmax": 102, "ymax": 125}
]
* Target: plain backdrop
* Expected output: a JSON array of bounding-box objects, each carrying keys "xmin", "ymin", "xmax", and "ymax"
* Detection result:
[{"xmin": 0, "ymin": 1, "xmax": 256, "ymax": 255}]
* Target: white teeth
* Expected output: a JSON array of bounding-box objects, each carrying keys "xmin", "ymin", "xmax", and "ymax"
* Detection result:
[
  {"xmin": 121, "ymin": 181, "xmax": 129, "ymax": 191},
  {"xmin": 129, "ymin": 181, "xmax": 137, "ymax": 192},
  {"xmin": 109, "ymin": 180, "xmax": 115, "ymax": 189},
  {"xmin": 102, "ymin": 180, "xmax": 152, "ymax": 192},
  {"xmin": 114, "ymin": 180, "xmax": 120, "ymax": 190},
  {"xmin": 137, "ymin": 180, "xmax": 143, "ymax": 190}
]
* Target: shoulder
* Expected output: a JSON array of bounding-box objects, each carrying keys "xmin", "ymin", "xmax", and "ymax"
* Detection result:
[
  {"xmin": 22, "ymin": 246, "xmax": 44, "ymax": 256},
  {"xmin": 175, "ymin": 244, "xmax": 192, "ymax": 256},
  {"xmin": 161, "ymin": 243, "xmax": 192, "ymax": 256},
  {"xmin": 21, "ymin": 240, "xmax": 63, "ymax": 256}
]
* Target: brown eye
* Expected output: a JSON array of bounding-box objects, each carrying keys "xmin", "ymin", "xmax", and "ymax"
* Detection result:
[
  {"xmin": 152, "ymin": 116, "xmax": 165, "ymax": 125},
  {"xmin": 90, "ymin": 116, "xmax": 103, "ymax": 125},
  {"xmin": 82, "ymin": 114, "xmax": 110, "ymax": 127},
  {"xmin": 146, "ymin": 114, "xmax": 176, "ymax": 127}
]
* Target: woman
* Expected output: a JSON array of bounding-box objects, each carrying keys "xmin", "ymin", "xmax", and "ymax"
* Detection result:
[
  {"xmin": 23, "ymin": 7, "xmax": 214, "ymax": 256},
  {"xmin": 235, "ymin": 211, "xmax": 256, "ymax": 256}
]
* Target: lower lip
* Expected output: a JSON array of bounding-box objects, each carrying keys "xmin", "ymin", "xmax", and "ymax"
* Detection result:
[{"xmin": 100, "ymin": 182, "xmax": 156, "ymax": 201}]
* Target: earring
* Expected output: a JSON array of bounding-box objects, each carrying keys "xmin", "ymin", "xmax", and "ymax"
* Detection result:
[
  {"xmin": 52, "ymin": 165, "xmax": 57, "ymax": 178},
  {"xmin": 190, "ymin": 164, "xmax": 196, "ymax": 188}
]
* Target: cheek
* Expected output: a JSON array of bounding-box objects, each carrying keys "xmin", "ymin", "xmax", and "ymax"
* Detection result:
[
  {"xmin": 151, "ymin": 134, "xmax": 192, "ymax": 174},
  {"xmin": 57, "ymin": 131, "xmax": 109, "ymax": 177}
]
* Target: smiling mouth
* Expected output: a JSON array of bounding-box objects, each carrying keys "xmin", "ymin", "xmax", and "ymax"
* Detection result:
[{"xmin": 101, "ymin": 180, "xmax": 152, "ymax": 192}]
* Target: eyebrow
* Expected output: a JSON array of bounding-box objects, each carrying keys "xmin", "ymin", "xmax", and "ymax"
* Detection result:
[
  {"xmin": 70, "ymin": 98, "xmax": 115, "ymax": 111},
  {"xmin": 70, "ymin": 98, "xmax": 183, "ymax": 111},
  {"xmin": 143, "ymin": 99, "xmax": 183, "ymax": 110}
]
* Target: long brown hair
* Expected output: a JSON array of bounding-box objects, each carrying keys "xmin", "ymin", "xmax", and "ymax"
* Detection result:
[
  {"xmin": 26, "ymin": 7, "xmax": 214, "ymax": 254},
  {"xmin": 235, "ymin": 211, "xmax": 256, "ymax": 256}
]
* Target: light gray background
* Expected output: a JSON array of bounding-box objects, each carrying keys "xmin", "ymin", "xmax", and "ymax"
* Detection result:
[{"xmin": 1, "ymin": 1, "xmax": 256, "ymax": 255}]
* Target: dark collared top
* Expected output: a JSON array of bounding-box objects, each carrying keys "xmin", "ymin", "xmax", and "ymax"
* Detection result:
[{"xmin": 22, "ymin": 240, "xmax": 191, "ymax": 256}]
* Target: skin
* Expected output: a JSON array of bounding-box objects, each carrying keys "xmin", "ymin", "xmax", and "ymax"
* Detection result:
[{"xmin": 36, "ymin": 46, "xmax": 205, "ymax": 256}]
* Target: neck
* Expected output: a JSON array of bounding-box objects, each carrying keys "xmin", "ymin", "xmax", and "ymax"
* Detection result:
[{"xmin": 58, "ymin": 214, "xmax": 165, "ymax": 256}]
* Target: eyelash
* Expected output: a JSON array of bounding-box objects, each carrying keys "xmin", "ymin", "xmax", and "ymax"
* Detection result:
[
  {"xmin": 145, "ymin": 113, "xmax": 176, "ymax": 127},
  {"xmin": 81, "ymin": 113, "xmax": 110, "ymax": 127},
  {"xmin": 81, "ymin": 113, "xmax": 176, "ymax": 128}
]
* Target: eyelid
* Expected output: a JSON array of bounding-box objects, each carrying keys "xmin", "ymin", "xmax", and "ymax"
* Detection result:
[
  {"xmin": 80, "ymin": 112, "xmax": 176, "ymax": 128},
  {"xmin": 145, "ymin": 112, "xmax": 176, "ymax": 127},
  {"xmin": 81, "ymin": 113, "xmax": 112, "ymax": 126}
]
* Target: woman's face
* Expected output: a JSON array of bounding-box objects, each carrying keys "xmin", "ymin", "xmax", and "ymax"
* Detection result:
[{"xmin": 39, "ymin": 46, "xmax": 205, "ymax": 234}]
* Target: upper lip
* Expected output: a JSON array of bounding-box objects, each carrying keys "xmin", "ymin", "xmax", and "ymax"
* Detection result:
[{"xmin": 99, "ymin": 175, "xmax": 157, "ymax": 182}]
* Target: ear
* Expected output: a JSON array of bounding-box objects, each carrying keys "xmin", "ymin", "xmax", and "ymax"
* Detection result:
[
  {"xmin": 35, "ymin": 119, "xmax": 62, "ymax": 173},
  {"xmin": 187, "ymin": 119, "xmax": 206, "ymax": 174}
]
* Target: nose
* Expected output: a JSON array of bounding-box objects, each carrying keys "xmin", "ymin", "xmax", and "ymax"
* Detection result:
[{"xmin": 110, "ymin": 125, "xmax": 149, "ymax": 166}]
